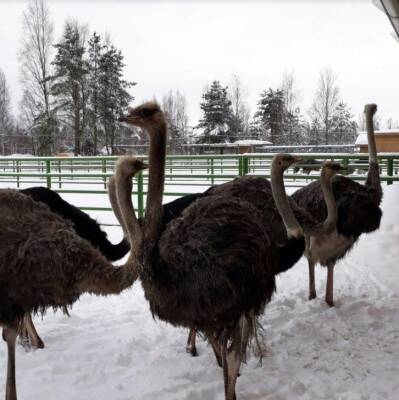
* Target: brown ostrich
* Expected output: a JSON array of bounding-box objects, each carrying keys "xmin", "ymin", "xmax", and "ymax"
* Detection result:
[
  {"xmin": 17, "ymin": 185, "xmax": 206, "ymax": 349},
  {"xmin": 0, "ymin": 159, "xmax": 147, "ymax": 400},
  {"xmin": 116, "ymin": 102, "xmax": 342, "ymax": 400},
  {"xmin": 185, "ymin": 163, "xmax": 345, "ymax": 357},
  {"xmin": 291, "ymin": 104, "xmax": 382, "ymax": 306}
]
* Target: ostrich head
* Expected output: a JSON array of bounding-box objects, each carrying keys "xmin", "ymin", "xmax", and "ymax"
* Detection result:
[
  {"xmin": 272, "ymin": 154, "xmax": 303, "ymax": 172},
  {"xmin": 115, "ymin": 157, "xmax": 148, "ymax": 179},
  {"xmin": 119, "ymin": 102, "xmax": 165, "ymax": 134},
  {"xmin": 364, "ymin": 103, "xmax": 377, "ymax": 116},
  {"xmin": 321, "ymin": 161, "xmax": 346, "ymax": 179}
]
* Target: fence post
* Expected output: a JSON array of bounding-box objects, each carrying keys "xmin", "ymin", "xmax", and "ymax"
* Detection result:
[
  {"xmin": 210, "ymin": 158, "xmax": 214, "ymax": 184},
  {"xmin": 137, "ymin": 171, "xmax": 144, "ymax": 219},
  {"xmin": 387, "ymin": 158, "xmax": 393, "ymax": 185},
  {"xmin": 58, "ymin": 160, "xmax": 62, "ymax": 189},
  {"xmin": 238, "ymin": 156, "xmax": 243, "ymax": 176},
  {"xmin": 102, "ymin": 159, "xmax": 107, "ymax": 189},
  {"xmin": 16, "ymin": 160, "xmax": 20, "ymax": 188},
  {"xmin": 45, "ymin": 159, "xmax": 51, "ymax": 188},
  {"xmin": 242, "ymin": 155, "xmax": 249, "ymax": 176}
]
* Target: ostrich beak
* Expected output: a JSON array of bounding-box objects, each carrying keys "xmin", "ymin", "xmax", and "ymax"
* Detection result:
[{"xmin": 292, "ymin": 157, "xmax": 303, "ymax": 164}]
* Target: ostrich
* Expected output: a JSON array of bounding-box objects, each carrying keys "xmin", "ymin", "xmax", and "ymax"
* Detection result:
[
  {"xmin": 17, "ymin": 187, "xmax": 130, "ymax": 349},
  {"xmin": 0, "ymin": 158, "xmax": 147, "ymax": 400},
  {"xmin": 291, "ymin": 104, "xmax": 382, "ymax": 306},
  {"xmin": 185, "ymin": 161, "xmax": 346, "ymax": 357},
  {"xmin": 17, "ymin": 186, "xmax": 205, "ymax": 349},
  {"xmin": 116, "ymin": 102, "xmax": 342, "ymax": 400}
]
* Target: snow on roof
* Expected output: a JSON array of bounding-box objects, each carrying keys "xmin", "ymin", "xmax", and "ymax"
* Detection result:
[
  {"xmin": 355, "ymin": 134, "xmax": 368, "ymax": 145},
  {"xmin": 232, "ymin": 139, "xmax": 272, "ymax": 145},
  {"xmin": 356, "ymin": 130, "xmax": 399, "ymax": 145}
]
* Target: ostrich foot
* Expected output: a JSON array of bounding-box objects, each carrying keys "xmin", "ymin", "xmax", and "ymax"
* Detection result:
[
  {"xmin": 18, "ymin": 314, "xmax": 45, "ymax": 350},
  {"xmin": 325, "ymin": 297, "xmax": 335, "ymax": 307},
  {"xmin": 308, "ymin": 291, "xmax": 317, "ymax": 300}
]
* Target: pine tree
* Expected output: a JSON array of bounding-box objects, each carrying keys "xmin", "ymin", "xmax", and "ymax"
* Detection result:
[
  {"xmin": 198, "ymin": 81, "xmax": 233, "ymax": 143},
  {"xmin": 254, "ymin": 88, "xmax": 285, "ymax": 145},
  {"xmin": 51, "ymin": 21, "xmax": 89, "ymax": 155},
  {"xmin": 331, "ymin": 102, "xmax": 357, "ymax": 144},
  {"xmin": 97, "ymin": 44, "xmax": 134, "ymax": 155}
]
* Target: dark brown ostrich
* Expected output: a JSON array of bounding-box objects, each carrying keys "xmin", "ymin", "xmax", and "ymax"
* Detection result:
[
  {"xmin": 185, "ymin": 160, "xmax": 346, "ymax": 357},
  {"xmin": 116, "ymin": 102, "xmax": 341, "ymax": 400},
  {"xmin": 0, "ymin": 159, "xmax": 147, "ymax": 400},
  {"xmin": 17, "ymin": 186, "xmax": 130, "ymax": 349},
  {"xmin": 17, "ymin": 186, "xmax": 205, "ymax": 349},
  {"xmin": 291, "ymin": 104, "xmax": 382, "ymax": 306}
]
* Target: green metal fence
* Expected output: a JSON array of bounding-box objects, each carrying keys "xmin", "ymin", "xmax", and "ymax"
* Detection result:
[{"xmin": 0, "ymin": 154, "xmax": 398, "ymax": 219}]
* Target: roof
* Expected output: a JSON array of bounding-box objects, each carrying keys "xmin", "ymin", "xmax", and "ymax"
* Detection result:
[
  {"xmin": 375, "ymin": 0, "xmax": 399, "ymax": 39},
  {"xmin": 355, "ymin": 130, "xmax": 399, "ymax": 145}
]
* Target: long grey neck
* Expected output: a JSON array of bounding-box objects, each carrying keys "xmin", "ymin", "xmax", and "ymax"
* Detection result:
[
  {"xmin": 108, "ymin": 176, "xmax": 128, "ymax": 238},
  {"xmin": 115, "ymin": 170, "xmax": 143, "ymax": 263},
  {"xmin": 320, "ymin": 170, "xmax": 337, "ymax": 233},
  {"xmin": 144, "ymin": 122, "xmax": 167, "ymax": 244},
  {"xmin": 271, "ymin": 161, "xmax": 303, "ymax": 239},
  {"xmin": 365, "ymin": 105, "xmax": 378, "ymax": 165},
  {"xmin": 364, "ymin": 104, "xmax": 382, "ymax": 204}
]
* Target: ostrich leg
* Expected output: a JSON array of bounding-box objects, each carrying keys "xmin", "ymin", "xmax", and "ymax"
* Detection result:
[
  {"xmin": 221, "ymin": 316, "xmax": 250, "ymax": 400},
  {"xmin": 308, "ymin": 260, "xmax": 317, "ymax": 300},
  {"xmin": 3, "ymin": 323, "xmax": 18, "ymax": 400},
  {"xmin": 325, "ymin": 263, "xmax": 335, "ymax": 307},
  {"xmin": 209, "ymin": 335, "xmax": 223, "ymax": 368},
  {"xmin": 186, "ymin": 329, "xmax": 197, "ymax": 357}
]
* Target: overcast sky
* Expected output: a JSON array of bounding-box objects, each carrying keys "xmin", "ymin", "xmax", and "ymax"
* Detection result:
[{"xmin": 0, "ymin": 0, "xmax": 398, "ymax": 126}]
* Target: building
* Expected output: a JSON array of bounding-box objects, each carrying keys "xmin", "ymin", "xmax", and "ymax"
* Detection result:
[{"xmin": 355, "ymin": 129, "xmax": 399, "ymax": 153}]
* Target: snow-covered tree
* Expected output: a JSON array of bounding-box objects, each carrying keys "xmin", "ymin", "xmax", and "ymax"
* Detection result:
[
  {"xmin": 0, "ymin": 69, "xmax": 14, "ymax": 154},
  {"xmin": 51, "ymin": 20, "xmax": 89, "ymax": 155},
  {"xmin": 197, "ymin": 81, "xmax": 233, "ymax": 143},
  {"xmin": 228, "ymin": 74, "xmax": 250, "ymax": 140},
  {"xmin": 97, "ymin": 43, "xmax": 134, "ymax": 155},
  {"xmin": 330, "ymin": 102, "xmax": 357, "ymax": 144},
  {"xmin": 254, "ymin": 88, "xmax": 285, "ymax": 145},
  {"xmin": 19, "ymin": 0, "xmax": 56, "ymax": 155},
  {"xmin": 309, "ymin": 67, "xmax": 340, "ymax": 145},
  {"xmin": 162, "ymin": 90, "xmax": 189, "ymax": 153},
  {"xmin": 86, "ymin": 32, "xmax": 105, "ymax": 154}
]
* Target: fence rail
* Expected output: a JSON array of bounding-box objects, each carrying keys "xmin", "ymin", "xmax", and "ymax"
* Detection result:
[{"xmin": 1, "ymin": 153, "xmax": 398, "ymax": 221}]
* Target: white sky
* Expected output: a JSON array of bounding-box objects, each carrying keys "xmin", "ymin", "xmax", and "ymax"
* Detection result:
[{"xmin": 0, "ymin": 0, "xmax": 398, "ymax": 126}]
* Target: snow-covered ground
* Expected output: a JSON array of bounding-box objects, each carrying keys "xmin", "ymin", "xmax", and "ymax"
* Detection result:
[{"xmin": 0, "ymin": 184, "xmax": 398, "ymax": 400}]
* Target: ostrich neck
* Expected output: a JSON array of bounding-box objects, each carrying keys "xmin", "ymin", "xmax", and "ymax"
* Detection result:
[
  {"xmin": 271, "ymin": 163, "xmax": 303, "ymax": 239},
  {"xmin": 144, "ymin": 122, "xmax": 167, "ymax": 244},
  {"xmin": 115, "ymin": 171, "xmax": 142, "ymax": 265},
  {"xmin": 320, "ymin": 171, "xmax": 337, "ymax": 232},
  {"xmin": 365, "ymin": 107, "xmax": 381, "ymax": 202},
  {"xmin": 366, "ymin": 110, "xmax": 378, "ymax": 165}
]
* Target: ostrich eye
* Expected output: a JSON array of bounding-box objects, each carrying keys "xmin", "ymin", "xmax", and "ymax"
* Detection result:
[{"xmin": 140, "ymin": 108, "xmax": 153, "ymax": 118}]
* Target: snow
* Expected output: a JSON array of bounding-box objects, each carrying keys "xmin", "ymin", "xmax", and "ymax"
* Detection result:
[
  {"xmin": 232, "ymin": 139, "xmax": 272, "ymax": 146},
  {"xmin": 1, "ymin": 185, "xmax": 399, "ymax": 399}
]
